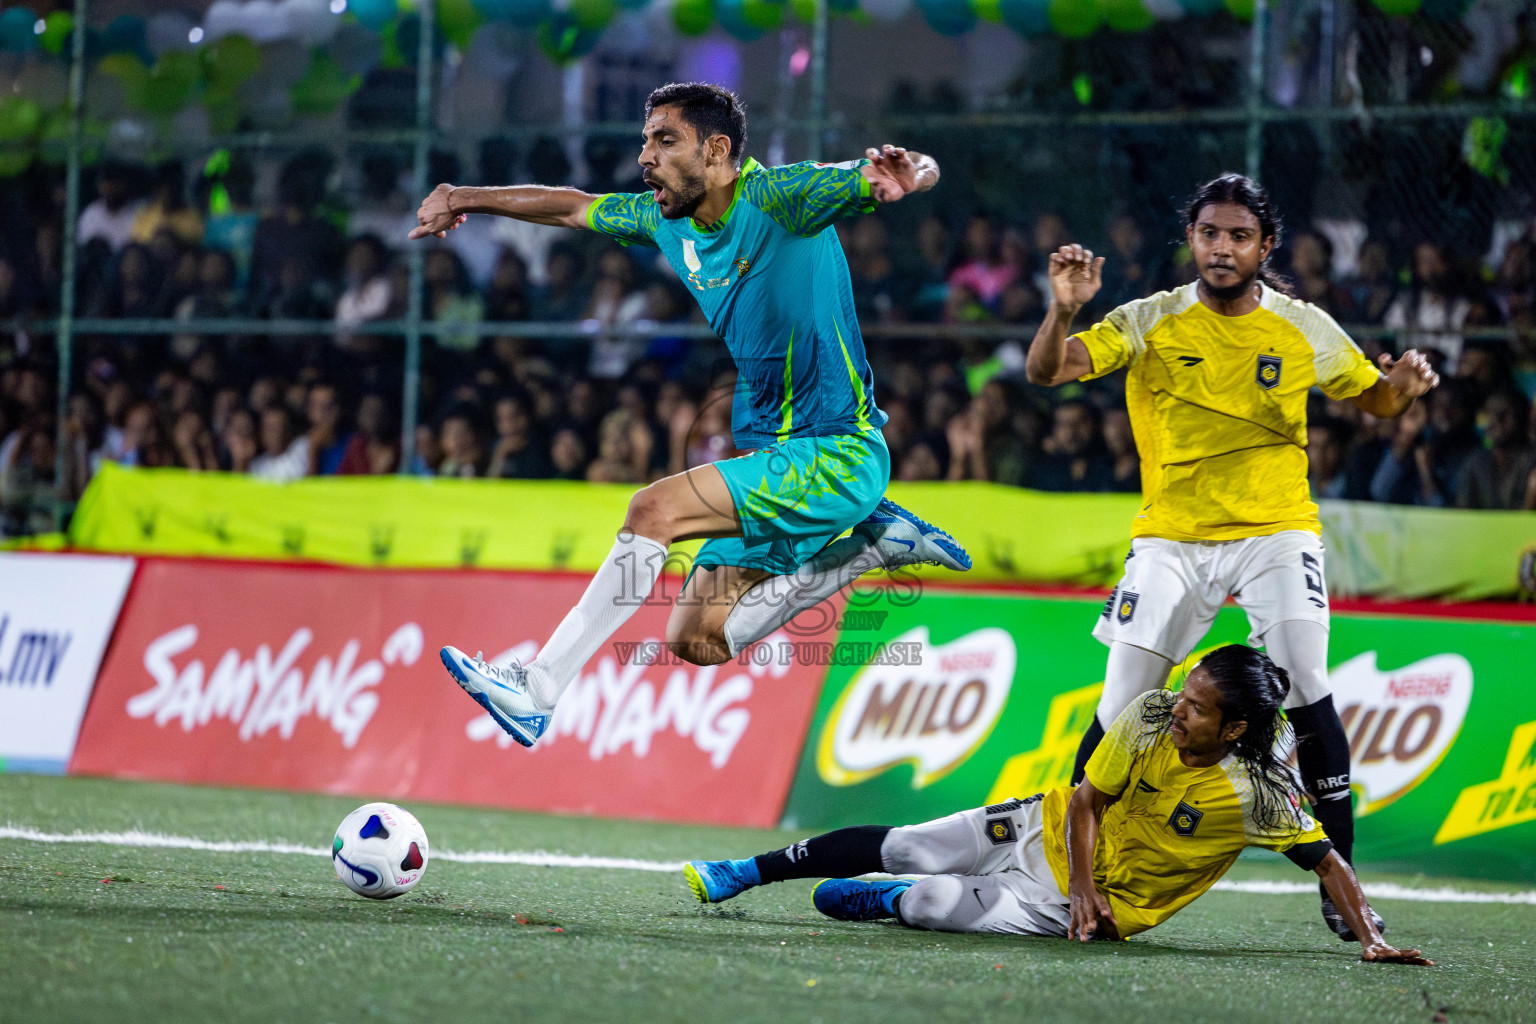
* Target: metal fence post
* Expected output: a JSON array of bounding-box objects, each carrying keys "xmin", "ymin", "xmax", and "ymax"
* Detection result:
[
  {"xmin": 399, "ymin": 0, "xmax": 436, "ymax": 474},
  {"xmin": 1245, "ymin": 0, "xmax": 1269, "ymax": 182},
  {"xmin": 52, "ymin": 0, "xmax": 90, "ymax": 528},
  {"xmin": 808, "ymin": 0, "xmax": 828, "ymax": 162}
]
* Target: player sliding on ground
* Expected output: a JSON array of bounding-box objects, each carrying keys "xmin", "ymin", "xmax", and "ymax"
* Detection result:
[
  {"xmin": 1023, "ymin": 175, "xmax": 1439, "ymax": 941},
  {"xmin": 410, "ymin": 82, "xmax": 971, "ymax": 747},
  {"xmin": 685, "ymin": 645, "xmax": 1430, "ymax": 965}
]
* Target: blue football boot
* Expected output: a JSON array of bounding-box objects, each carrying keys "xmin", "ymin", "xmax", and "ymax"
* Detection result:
[
  {"xmin": 439, "ymin": 646, "xmax": 551, "ymax": 748},
  {"xmin": 811, "ymin": 877, "xmax": 914, "ymax": 921},
  {"xmin": 854, "ymin": 497, "xmax": 972, "ymax": 571}
]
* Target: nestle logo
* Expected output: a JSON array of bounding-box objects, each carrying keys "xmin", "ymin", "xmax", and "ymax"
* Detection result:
[
  {"xmin": 1385, "ymin": 674, "xmax": 1452, "ymax": 700},
  {"xmin": 940, "ymin": 651, "xmax": 994, "ymax": 674}
]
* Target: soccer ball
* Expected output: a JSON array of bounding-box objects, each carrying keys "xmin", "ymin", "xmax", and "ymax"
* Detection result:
[{"xmin": 331, "ymin": 802, "xmax": 430, "ymax": 900}]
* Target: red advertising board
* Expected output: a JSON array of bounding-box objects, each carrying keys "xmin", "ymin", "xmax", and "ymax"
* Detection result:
[{"xmin": 71, "ymin": 559, "xmax": 838, "ymax": 827}]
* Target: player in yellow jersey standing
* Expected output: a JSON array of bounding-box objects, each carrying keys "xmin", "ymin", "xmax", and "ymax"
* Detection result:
[
  {"xmin": 681, "ymin": 645, "xmax": 1430, "ymax": 965},
  {"xmin": 1021, "ymin": 174, "xmax": 1440, "ymax": 941}
]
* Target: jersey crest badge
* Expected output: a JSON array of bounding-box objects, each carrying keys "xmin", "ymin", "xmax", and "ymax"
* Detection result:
[
  {"xmin": 1168, "ymin": 801, "xmax": 1203, "ymax": 837},
  {"xmin": 1257, "ymin": 354, "xmax": 1282, "ymax": 390},
  {"xmin": 1116, "ymin": 591, "xmax": 1139, "ymax": 624},
  {"xmin": 682, "ymin": 238, "xmax": 702, "ymax": 274},
  {"xmin": 984, "ymin": 816, "xmax": 1017, "ymax": 845}
]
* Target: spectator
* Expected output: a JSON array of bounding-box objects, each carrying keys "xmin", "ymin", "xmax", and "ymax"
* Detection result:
[
  {"xmin": 202, "ymin": 152, "xmax": 260, "ymax": 290},
  {"xmin": 220, "ymin": 407, "xmax": 258, "ymax": 473},
  {"xmin": 549, "ymin": 425, "xmax": 589, "ymax": 481},
  {"xmin": 306, "ymin": 383, "xmax": 352, "ymax": 476},
  {"xmin": 1102, "ymin": 407, "xmax": 1140, "ymax": 493},
  {"xmin": 131, "ymin": 161, "xmax": 204, "ymax": 249},
  {"xmin": 1098, "ymin": 213, "xmax": 1162, "ymax": 312},
  {"xmin": 1028, "ymin": 399, "xmax": 1113, "ymax": 491},
  {"xmin": 410, "ymin": 422, "xmax": 441, "ymax": 476},
  {"xmin": 1337, "ymin": 237, "xmax": 1397, "ymax": 325},
  {"xmin": 899, "ymin": 432, "xmax": 950, "ymax": 481},
  {"xmin": 250, "ymin": 153, "xmax": 344, "ymax": 316},
  {"xmin": 586, "ymin": 409, "xmax": 652, "ymax": 484},
  {"xmin": 250, "ymin": 406, "xmax": 308, "ymax": 482},
  {"xmin": 1456, "ymin": 389, "xmax": 1535, "ymax": 509},
  {"xmin": 337, "ymin": 392, "xmax": 401, "ymax": 475},
  {"xmin": 1306, "ymin": 417, "xmax": 1350, "ymax": 499},
  {"xmin": 1493, "ymin": 239, "xmax": 1534, "ymax": 333},
  {"xmin": 485, "ymin": 248, "xmax": 532, "ymax": 321},
  {"xmin": 846, "ymin": 216, "xmax": 900, "ymax": 323},
  {"xmin": 425, "ymin": 248, "xmax": 485, "ymax": 353},
  {"xmin": 77, "ymin": 162, "xmax": 143, "ymax": 255},
  {"xmin": 948, "ymin": 215, "xmax": 1015, "ymax": 311},
  {"xmin": 117, "ymin": 400, "xmax": 174, "ymax": 468},
  {"xmin": 906, "ymin": 214, "xmax": 952, "ymax": 321},
  {"xmin": 172, "ymin": 409, "xmax": 219, "ymax": 471},
  {"xmin": 172, "ymin": 250, "xmax": 242, "ymax": 360},
  {"xmin": 1384, "ymin": 241, "xmax": 1472, "ymax": 368},
  {"xmin": 487, "ymin": 392, "xmax": 551, "ymax": 479},
  {"xmin": 533, "ymin": 244, "xmax": 588, "ymax": 323},
  {"xmin": 437, "ymin": 410, "xmax": 485, "ymax": 478},
  {"xmin": 335, "ymin": 235, "xmax": 393, "ymax": 350},
  {"xmin": 946, "ymin": 380, "xmax": 1032, "ymax": 484},
  {"xmin": 112, "ymin": 244, "xmax": 164, "ymax": 318},
  {"xmin": 1288, "ymin": 231, "xmax": 1344, "ymax": 314}
]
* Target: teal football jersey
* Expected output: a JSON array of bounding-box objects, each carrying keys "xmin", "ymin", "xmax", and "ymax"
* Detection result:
[{"xmin": 586, "ymin": 158, "xmax": 887, "ymax": 449}]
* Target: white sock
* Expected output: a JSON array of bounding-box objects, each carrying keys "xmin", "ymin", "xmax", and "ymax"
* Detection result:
[
  {"xmin": 527, "ymin": 532, "xmax": 669, "ymax": 707},
  {"xmin": 721, "ymin": 535, "xmax": 885, "ymax": 657}
]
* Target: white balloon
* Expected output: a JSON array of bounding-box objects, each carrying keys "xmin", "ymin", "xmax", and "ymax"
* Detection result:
[
  {"xmin": 242, "ymin": 1, "xmax": 290, "ymax": 44},
  {"xmin": 1145, "ymin": 0, "xmax": 1184, "ymax": 19},
  {"xmin": 146, "ymin": 12, "xmax": 197, "ymax": 56},
  {"xmin": 281, "ymin": 0, "xmax": 340, "ymax": 47},
  {"xmin": 863, "ymin": 0, "xmax": 914, "ymax": 24},
  {"xmin": 203, "ymin": 0, "xmax": 245, "ymax": 41}
]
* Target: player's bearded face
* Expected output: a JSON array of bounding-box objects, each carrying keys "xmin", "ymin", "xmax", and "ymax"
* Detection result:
[
  {"xmin": 640, "ymin": 108, "xmax": 710, "ymax": 220},
  {"xmin": 1169, "ymin": 668, "xmax": 1241, "ymax": 755},
  {"xmin": 1188, "ymin": 203, "xmax": 1270, "ymax": 302}
]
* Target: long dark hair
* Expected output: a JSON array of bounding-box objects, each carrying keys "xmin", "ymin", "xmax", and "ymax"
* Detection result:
[
  {"xmin": 1138, "ymin": 644, "xmax": 1303, "ymax": 833},
  {"xmin": 1182, "ymin": 173, "xmax": 1292, "ymax": 296}
]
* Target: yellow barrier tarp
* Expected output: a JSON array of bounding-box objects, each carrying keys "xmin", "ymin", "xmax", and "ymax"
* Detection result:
[{"xmin": 67, "ymin": 463, "xmax": 1534, "ymax": 598}]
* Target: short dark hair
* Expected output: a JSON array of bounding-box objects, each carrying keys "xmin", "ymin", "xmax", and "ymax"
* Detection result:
[{"xmin": 645, "ymin": 82, "xmax": 748, "ymax": 163}]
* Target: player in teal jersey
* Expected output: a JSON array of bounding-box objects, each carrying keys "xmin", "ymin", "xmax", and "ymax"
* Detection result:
[{"xmin": 415, "ymin": 82, "xmax": 971, "ymax": 748}]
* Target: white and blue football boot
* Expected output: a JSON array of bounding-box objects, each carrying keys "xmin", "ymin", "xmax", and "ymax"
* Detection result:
[
  {"xmin": 811, "ymin": 877, "xmax": 914, "ymax": 921},
  {"xmin": 439, "ymin": 646, "xmax": 551, "ymax": 749},
  {"xmin": 854, "ymin": 497, "xmax": 973, "ymax": 571},
  {"xmin": 684, "ymin": 858, "xmax": 762, "ymax": 904}
]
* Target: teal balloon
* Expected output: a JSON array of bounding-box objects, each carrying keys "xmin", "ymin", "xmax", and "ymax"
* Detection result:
[
  {"xmin": 916, "ymin": 0, "xmax": 977, "ymax": 35},
  {"xmin": 1422, "ymin": 0, "xmax": 1470, "ymax": 18},
  {"xmin": 0, "ymin": 8, "xmax": 39, "ymax": 54},
  {"xmin": 1177, "ymin": 0, "xmax": 1223, "ymax": 13},
  {"xmin": 1000, "ymin": 0, "xmax": 1050, "ymax": 33},
  {"xmin": 613, "ymin": 0, "xmax": 651, "ymax": 8},
  {"xmin": 101, "ymin": 15, "xmax": 152, "ymax": 63},
  {"xmin": 717, "ymin": 0, "xmax": 784, "ymax": 41},
  {"xmin": 473, "ymin": 0, "xmax": 553, "ymax": 27},
  {"xmin": 351, "ymin": 0, "xmax": 400, "ymax": 31}
]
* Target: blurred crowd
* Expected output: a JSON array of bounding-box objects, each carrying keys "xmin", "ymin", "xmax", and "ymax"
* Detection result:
[{"xmin": 2, "ymin": 149, "xmax": 1535, "ymax": 535}]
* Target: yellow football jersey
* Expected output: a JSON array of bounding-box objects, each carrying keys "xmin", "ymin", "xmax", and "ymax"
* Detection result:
[
  {"xmin": 1041, "ymin": 691, "xmax": 1329, "ymax": 938},
  {"xmin": 1075, "ymin": 283, "xmax": 1381, "ymax": 541}
]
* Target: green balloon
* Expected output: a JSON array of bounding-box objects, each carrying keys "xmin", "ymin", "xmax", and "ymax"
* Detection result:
[
  {"xmin": 437, "ymin": 0, "xmax": 484, "ymax": 48},
  {"xmin": 0, "ymin": 95, "xmax": 42, "ymax": 141},
  {"xmin": 202, "ymin": 35, "xmax": 261, "ymax": 92},
  {"xmin": 672, "ymin": 0, "xmax": 716, "ymax": 36},
  {"xmin": 1103, "ymin": 0, "xmax": 1153, "ymax": 30},
  {"xmin": 291, "ymin": 49, "xmax": 362, "ymax": 115},
  {"xmin": 137, "ymin": 51, "xmax": 203, "ymax": 116},
  {"xmin": 717, "ymin": 0, "xmax": 783, "ymax": 40},
  {"xmin": 40, "ymin": 11, "xmax": 72, "ymax": 56},
  {"xmin": 536, "ymin": 14, "xmax": 602, "ymax": 64},
  {"xmin": 1370, "ymin": 0, "xmax": 1421, "ymax": 15},
  {"xmin": 975, "ymin": 0, "xmax": 1004, "ymax": 21},
  {"xmin": 571, "ymin": 0, "xmax": 618, "ymax": 30},
  {"xmin": 1049, "ymin": 0, "xmax": 1101, "ymax": 37},
  {"xmin": 1222, "ymin": 0, "xmax": 1253, "ymax": 20}
]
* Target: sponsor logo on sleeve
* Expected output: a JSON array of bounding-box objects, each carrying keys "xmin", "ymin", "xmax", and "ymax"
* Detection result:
[{"xmin": 984, "ymin": 816, "xmax": 1017, "ymax": 845}]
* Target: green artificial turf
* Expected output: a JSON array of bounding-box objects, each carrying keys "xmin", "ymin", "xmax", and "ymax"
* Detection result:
[{"xmin": 2, "ymin": 774, "xmax": 1533, "ymax": 1024}]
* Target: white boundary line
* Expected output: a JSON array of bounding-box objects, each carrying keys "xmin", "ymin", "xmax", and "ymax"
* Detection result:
[{"xmin": 4, "ymin": 825, "xmax": 1535, "ymax": 903}]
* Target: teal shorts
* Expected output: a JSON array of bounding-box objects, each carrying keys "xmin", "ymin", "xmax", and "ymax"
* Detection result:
[{"xmin": 692, "ymin": 429, "xmax": 890, "ymax": 577}]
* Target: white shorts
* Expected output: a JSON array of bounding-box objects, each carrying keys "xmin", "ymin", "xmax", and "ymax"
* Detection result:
[
  {"xmin": 1090, "ymin": 531, "xmax": 1330, "ymax": 663},
  {"xmin": 883, "ymin": 794, "xmax": 1069, "ymax": 937}
]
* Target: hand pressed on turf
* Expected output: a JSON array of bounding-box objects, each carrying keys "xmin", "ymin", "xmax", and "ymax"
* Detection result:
[
  {"xmin": 1068, "ymin": 883, "xmax": 1119, "ymax": 942},
  {"xmin": 1360, "ymin": 941, "xmax": 1434, "ymax": 967}
]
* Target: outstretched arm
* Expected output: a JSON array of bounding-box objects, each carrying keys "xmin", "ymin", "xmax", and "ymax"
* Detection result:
[
  {"xmin": 1350, "ymin": 349, "xmax": 1441, "ymax": 418},
  {"xmin": 860, "ymin": 145, "xmax": 939, "ymax": 203},
  {"xmin": 1065, "ymin": 779, "xmax": 1120, "ymax": 941},
  {"xmin": 1314, "ymin": 851, "xmax": 1433, "ymax": 965},
  {"xmin": 410, "ymin": 183, "xmax": 598, "ymax": 240},
  {"xmin": 1025, "ymin": 244, "xmax": 1102, "ymax": 386}
]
